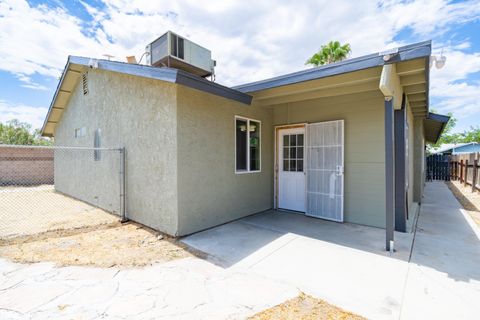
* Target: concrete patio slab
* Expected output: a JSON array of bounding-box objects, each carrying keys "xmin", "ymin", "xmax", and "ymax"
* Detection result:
[{"xmin": 182, "ymin": 211, "xmax": 415, "ymax": 319}]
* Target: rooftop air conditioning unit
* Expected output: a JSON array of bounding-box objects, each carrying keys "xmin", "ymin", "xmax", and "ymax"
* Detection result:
[{"xmin": 145, "ymin": 31, "xmax": 215, "ymax": 78}]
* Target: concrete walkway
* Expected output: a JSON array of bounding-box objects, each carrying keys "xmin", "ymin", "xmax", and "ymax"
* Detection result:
[
  {"xmin": 0, "ymin": 182, "xmax": 479, "ymax": 319},
  {"xmin": 400, "ymin": 182, "xmax": 480, "ymax": 319}
]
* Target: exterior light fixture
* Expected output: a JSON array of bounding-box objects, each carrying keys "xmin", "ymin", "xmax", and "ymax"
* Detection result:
[
  {"xmin": 430, "ymin": 49, "xmax": 446, "ymax": 69},
  {"xmin": 379, "ymin": 47, "xmax": 399, "ymax": 62}
]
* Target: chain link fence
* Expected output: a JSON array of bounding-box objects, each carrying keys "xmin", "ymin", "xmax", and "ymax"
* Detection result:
[{"xmin": 0, "ymin": 145, "xmax": 125, "ymax": 240}]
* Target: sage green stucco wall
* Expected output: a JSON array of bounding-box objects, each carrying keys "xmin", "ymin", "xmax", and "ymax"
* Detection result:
[
  {"xmin": 272, "ymin": 91, "xmax": 386, "ymax": 228},
  {"xmin": 175, "ymin": 86, "xmax": 274, "ymax": 236},
  {"xmin": 54, "ymin": 70, "xmax": 179, "ymax": 235}
]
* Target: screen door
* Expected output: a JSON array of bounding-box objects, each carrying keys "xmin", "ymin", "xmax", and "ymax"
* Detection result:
[{"xmin": 306, "ymin": 120, "xmax": 344, "ymax": 221}]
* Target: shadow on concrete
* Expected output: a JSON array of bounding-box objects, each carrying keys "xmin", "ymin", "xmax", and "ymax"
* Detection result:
[
  {"xmin": 181, "ymin": 208, "xmax": 414, "ymax": 269},
  {"xmin": 409, "ymin": 181, "xmax": 480, "ymax": 283}
]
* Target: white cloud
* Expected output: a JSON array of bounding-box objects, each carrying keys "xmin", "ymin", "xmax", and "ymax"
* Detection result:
[
  {"xmin": 0, "ymin": 0, "xmax": 480, "ymax": 128},
  {"xmin": 2, "ymin": 0, "xmax": 480, "ymax": 85},
  {"xmin": 429, "ymin": 46, "xmax": 480, "ymax": 130},
  {"xmin": 0, "ymin": 100, "xmax": 48, "ymax": 130}
]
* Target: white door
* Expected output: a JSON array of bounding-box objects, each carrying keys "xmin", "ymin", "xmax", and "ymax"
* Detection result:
[
  {"xmin": 306, "ymin": 120, "xmax": 344, "ymax": 222},
  {"xmin": 278, "ymin": 127, "xmax": 306, "ymax": 212}
]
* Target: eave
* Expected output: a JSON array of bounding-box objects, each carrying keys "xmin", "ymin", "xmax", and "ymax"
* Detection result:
[{"xmin": 41, "ymin": 56, "xmax": 252, "ymax": 137}]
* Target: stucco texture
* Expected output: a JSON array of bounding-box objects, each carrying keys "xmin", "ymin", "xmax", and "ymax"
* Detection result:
[
  {"xmin": 175, "ymin": 86, "xmax": 274, "ymax": 236},
  {"xmin": 272, "ymin": 91, "xmax": 387, "ymax": 228},
  {"xmin": 54, "ymin": 70, "xmax": 179, "ymax": 235}
]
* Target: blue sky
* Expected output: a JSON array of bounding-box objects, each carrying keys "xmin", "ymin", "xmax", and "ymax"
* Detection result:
[{"xmin": 0, "ymin": 0, "xmax": 479, "ymax": 132}]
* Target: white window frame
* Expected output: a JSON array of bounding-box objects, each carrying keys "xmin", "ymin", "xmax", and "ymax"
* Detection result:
[{"xmin": 235, "ymin": 116, "xmax": 261, "ymax": 174}]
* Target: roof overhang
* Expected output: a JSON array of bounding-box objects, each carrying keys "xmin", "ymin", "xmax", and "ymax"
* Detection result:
[
  {"xmin": 424, "ymin": 112, "xmax": 450, "ymax": 144},
  {"xmin": 41, "ymin": 56, "xmax": 252, "ymax": 137},
  {"xmin": 234, "ymin": 41, "xmax": 431, "ymax": 112}
]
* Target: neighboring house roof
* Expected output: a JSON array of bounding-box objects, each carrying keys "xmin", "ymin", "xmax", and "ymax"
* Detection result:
[
  {"xmin": 41, "ymin": 56, "xmax": 252, "ymax": 137},
  {"xmin": 432, "ymin": 142, "xmax": 480, "ymax": 154},
  {"xmin": 424, "ymin": 112, "xmax": 450, "ymax": 144}
]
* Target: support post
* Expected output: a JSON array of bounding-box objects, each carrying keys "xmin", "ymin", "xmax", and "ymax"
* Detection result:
[
  {"xmin": 385, "ymin": 98, "xmax": 395, "ymax": 251},
  {"xmin": 120, "ymin": 147, "xmax": 128, "ymax": 223},
  {"xmin": 394, "ymin": 95, "xmax": 406, "ymax": 232}
]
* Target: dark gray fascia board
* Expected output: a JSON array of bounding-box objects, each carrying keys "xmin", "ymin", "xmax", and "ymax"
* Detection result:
[
  {"xmin": 428, "ymin": 112, "xmax": 450, "ymax": 123},
  {"xmin": 68, "ymin": 56, "xmax": 252, "ymax": 105},
  {"xmin": 425, "ymin": 112, "xmax": 450, "ymax": 144},
  {"xmin": 175, "ymin": 69, "xmax": 252, "ymax": 104},
  {"xmin": 234, "ymin": 40, "xmax": 432, "ymax": 93}
]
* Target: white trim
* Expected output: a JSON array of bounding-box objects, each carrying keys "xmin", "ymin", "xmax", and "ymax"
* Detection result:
[
  {"xmin": 235, "ymin": 115, "xmax": 262, "ymax": 174},
  {"xmin": 273, "ymin": 123, "xmax": 307, "ymax": 209}
]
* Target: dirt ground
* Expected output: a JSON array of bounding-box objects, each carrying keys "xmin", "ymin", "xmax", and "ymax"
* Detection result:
[
  {"xmin": 249, "ymin": 293, "xmax": 365, "ymax": 320},
  {"xmin": 0, "ymin": 185, "xmax": 118, "ymax": 239},
  {"xmin": 0, "ymin": 222, "xmax": 198, "ymax": 268},
  {"xmin": 447, "ymin": 180, "xmax": 480, "ymax": 226}
]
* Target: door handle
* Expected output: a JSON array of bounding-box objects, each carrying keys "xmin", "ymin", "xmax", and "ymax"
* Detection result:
[{"xmin": 336, "ymin": 165, "xmax": 343, "ymax": 176}]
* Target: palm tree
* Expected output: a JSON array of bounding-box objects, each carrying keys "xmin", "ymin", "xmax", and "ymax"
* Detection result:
[{"xmin": 306, "ymin": 41, "xmax": 351, "ymax": 66}]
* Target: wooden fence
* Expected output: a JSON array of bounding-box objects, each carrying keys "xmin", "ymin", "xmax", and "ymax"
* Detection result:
[{"xmin": 449, "ymin": 152, "xmax": 480, "ymax": 192}]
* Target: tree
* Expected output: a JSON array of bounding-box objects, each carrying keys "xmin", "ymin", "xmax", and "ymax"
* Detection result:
[
  {"xmin": 0, "ymin": 119, "xmax": 52, "ymax": 146},
  {"xmin": 459, "ymin": 126, "xmax": 480, "ymax": 143},
  {"xmin": 306, "ymin": 41, "xmax": 352, "ymax": 66},
  {"xmin": 429, "ymin": 111, "xmax": 480, "ymax": 148}
]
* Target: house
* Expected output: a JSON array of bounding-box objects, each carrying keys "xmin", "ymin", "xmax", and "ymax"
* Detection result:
[
  {"xmin": 431, "ymin": 142, "xmax": 480, "ymax": 155},
  {"xmin": 41, "ymin": 38, "xmax": 448, "ymax": 248}
]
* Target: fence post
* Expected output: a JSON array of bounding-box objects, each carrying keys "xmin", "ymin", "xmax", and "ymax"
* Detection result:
[
  {"xmin": 465, "ymin": 159, "xmax": 469, "ymax": 187},
  {"xmin": 460, "ymin": 160, "xmax": 464, "ymax": 183},
  {"xmin": 455, "ymin": 161, "xmax": 458, "ymax": 180},
  {"xmin": 473, "ymin": 159, "xmax": 479, "ymax": 193},
  {"xmin": 119, "ymin": 147, "xmax": 128, "ymax": 223}
]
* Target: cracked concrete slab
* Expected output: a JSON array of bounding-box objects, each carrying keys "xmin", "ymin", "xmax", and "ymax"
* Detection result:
[{"xmin": 0, "ymin": 257, "xmax": 299, "ymax": 319}]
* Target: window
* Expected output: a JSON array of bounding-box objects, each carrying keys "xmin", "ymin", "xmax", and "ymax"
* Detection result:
[
  {"xmin": 282, "ymin": 134, "xmax": 304, "ymax": 172},
  {"xmin": 74, "ymin": 127, "xmax": 86, "ymax": 138},
  {"xmin": 235, "ymin": 116, "xmax": 261, "ymax": 173},
  {"xmin": 94, "ymin": 129, "xmax": 101, "ymax": 161}
]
